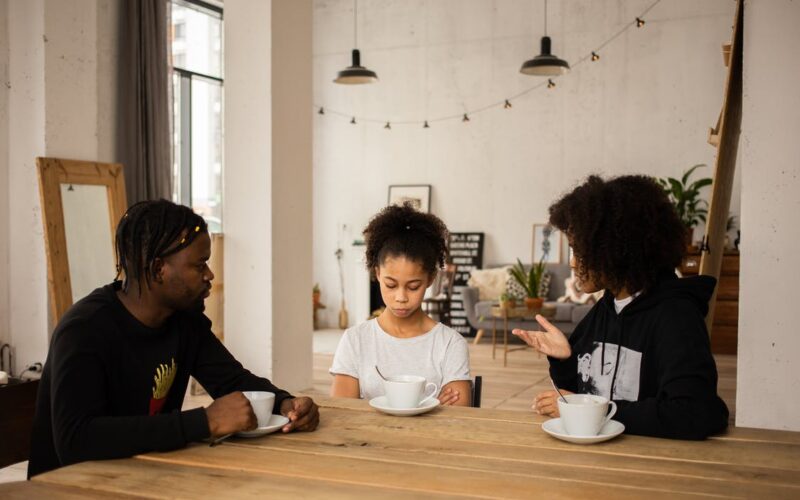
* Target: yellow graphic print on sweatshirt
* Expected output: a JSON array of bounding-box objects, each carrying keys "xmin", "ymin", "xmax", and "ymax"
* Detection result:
[{"xmin": 149, "ymin": 358, "xmax": 177, "ymax": 415}]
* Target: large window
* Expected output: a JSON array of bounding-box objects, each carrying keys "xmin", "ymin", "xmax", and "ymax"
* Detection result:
[{"xmin": 170, "ymin": 0, "xmax": 223, "ymax": 233}]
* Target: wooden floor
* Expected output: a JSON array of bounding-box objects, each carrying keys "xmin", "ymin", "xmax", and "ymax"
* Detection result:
[{"xmin": 311, "ymin": 337, "xmax": 738, "ymax": 420}]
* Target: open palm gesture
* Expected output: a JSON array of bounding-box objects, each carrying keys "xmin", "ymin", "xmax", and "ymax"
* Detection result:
[{"xmin": 512, "ymin": 315, "xmax": 571, "ymax": 360}]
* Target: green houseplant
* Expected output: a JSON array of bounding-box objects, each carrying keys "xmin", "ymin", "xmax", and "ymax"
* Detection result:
[
  {"xmin": 655, "ymin": 164, "xmax": 713, "ymax": 246},
  {"xmin": 498, "ymin": 292, "xmax": 516, "ymax": 310},
  {"xmin": 509, "ymin": 258, "xmax": 547, "ymax": 310}
]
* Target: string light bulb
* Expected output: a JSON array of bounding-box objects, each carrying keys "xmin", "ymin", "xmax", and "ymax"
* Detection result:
[
  {"xmin": 504, "ymin": 99, "xmax": 512, "ymax": 109},
  {"xmin": 423, "ymin": 121, "xmax": 430, "ymax": 129},
  {"xmin": 384, "ymin": 122, "xmax": 391, "ymax": 129},
  {"xmin": 591, "ymin": 51, "xmax": 600, "ymax": 62},
  {"xmin": 462, "ymin": 113, "xmax": 470, "ymax": 123},
  {"xmin": 547, "ymin": 79, "xmax": 556, "ymax": 89},
  {"xmin": 318, "ymin": 107, "xmax": 325, "ymax": 115},
  {"xmin": 350, "ymin": 117, "xmax": 356, "ymax": 124},
  {"xmin": 636, "ymin": 17, "xmax": 645, "ymax": 28}
]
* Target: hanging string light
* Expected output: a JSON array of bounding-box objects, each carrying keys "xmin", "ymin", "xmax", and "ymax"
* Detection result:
[
  {"xmin": 317, "ymin": 0, "xmax": 661, "ymax": 128},
  {"xmin": 335, "ymin": 0, "xmax": 379, "ymax": 84}
]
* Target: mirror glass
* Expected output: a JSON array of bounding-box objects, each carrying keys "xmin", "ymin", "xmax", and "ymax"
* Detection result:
[{"xmin": 60, "ymin": 184, "xmax": 116, "ymax": 302}]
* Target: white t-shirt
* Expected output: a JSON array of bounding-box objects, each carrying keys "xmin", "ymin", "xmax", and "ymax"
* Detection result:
[
  {"xmin": 329, "ymin": 318, "xmax": 471, "ymax": 400},
  {"xmin": 614, "ymin": 291, "xmax": 642, "ymax": 314}
]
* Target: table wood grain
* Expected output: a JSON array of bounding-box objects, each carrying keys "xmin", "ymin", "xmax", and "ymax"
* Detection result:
[{"xmin": 7, "ymin": 397, "xmax": 798, "ymax": 499}]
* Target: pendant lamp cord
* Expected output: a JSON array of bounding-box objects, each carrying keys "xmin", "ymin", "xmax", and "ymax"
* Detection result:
[
  {"xmin": 544, "ymin": 0, "xmax": 548, "ymax": 36},
  {"xmin": 354, "ymin": 0, "xmax": 358, "ymax": 48}
]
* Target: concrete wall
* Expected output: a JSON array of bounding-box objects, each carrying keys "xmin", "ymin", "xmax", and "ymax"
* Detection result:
[
  {"xmin": 224, "ymin": 0, "xmax": 313, "ymax": 391},
  {"xmin": 736, "ymin": 0, "xmax": 800, "ymax": 432},
  {"xmin": 2, "ymin": 0, "xmax": 118, "ymax": 374},
  {"xmin": 312, "ymin": 0, "xmax": 739, "ymax": 328}
]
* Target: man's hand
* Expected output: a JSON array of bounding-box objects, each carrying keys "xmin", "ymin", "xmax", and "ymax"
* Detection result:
[
  {"xmin": 533, "ymin": 389, "xmax": 574, "ymax": 417},
  {"xmin": 205, "ymin": 391, "xmax": 257, "ymax": 437},
  {"xmin": 279, "ymin": 397, "xmax": 320, "ymax": 433},
  {"xmin": 512, "ymin": 314, "xmax": 572, "ymax": 360}
]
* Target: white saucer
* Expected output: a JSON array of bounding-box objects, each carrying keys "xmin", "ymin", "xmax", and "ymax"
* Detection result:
[
  {"xmin": 235, "ymin": 414, "xmax": 290, "ymax": 438},
  {"xmin": 541, "ymin": 418, "xmax": 625, "ymax": 444},
  {"xmin": 369, "ymin": 396, "xmax": 440, "ymax": 416}
]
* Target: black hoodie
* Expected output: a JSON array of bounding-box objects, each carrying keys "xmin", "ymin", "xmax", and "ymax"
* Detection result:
[{"xmin": 550, "ymin": 273, "xmax": 729, "ymax": 440}]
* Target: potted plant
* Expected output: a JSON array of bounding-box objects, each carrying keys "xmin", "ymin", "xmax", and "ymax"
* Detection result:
[
  {"xmin": 655, "ymin": 164, "xmax": 713, "ymax": 248},
  {"xmin": 312, "ymin": 283, "xmax": 321, "ymax": 306},
  {"xmin": 509, "ymin": 258, "xmax": 546, "ymax": 310},
  {"xmin": 498, "ymin": 293, "xmax": 516, "ymax": 311}
]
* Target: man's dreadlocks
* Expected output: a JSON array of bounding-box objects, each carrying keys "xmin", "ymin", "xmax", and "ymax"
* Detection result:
[{"xmin": 115, "ymin": 199, "xmax": 208, "ymax": 293}]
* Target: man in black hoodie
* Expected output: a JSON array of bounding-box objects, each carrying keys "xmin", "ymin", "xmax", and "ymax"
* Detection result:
[
  {"xmin": 514, "ymin": 175, "xmax": 728, "ymax": 440},
  {"xmin": 28, "ymin": 200, "xmax": 319, "ymax": 478}
]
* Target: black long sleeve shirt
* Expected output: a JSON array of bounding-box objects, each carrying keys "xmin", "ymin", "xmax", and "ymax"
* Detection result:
[
  {"xmin": 549, "ymin": 274, "xmax": 729, "ymax": 440},
  {"xmin": 28, "ymin": 282, "xmax": 292, "ymax": 478}
]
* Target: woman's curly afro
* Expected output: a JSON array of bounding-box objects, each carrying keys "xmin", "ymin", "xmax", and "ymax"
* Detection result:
[
  {"xmin": 549, "ymin": 175, "xmax": 686, "ymax": 293},
  {"xmin": 363, "ymin": 202, "xmax": 449, "ymax": 278}
]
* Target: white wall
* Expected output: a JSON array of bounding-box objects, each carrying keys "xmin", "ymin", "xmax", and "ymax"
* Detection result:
[
  {"xmin": 3, "ymin": 0, "xmax": 118, "ymax": 374},
  {"xmin": 224, "ymin": 0, "xmax": 314, "ymax": 391},
  {"xmin": 312, "ymin": 0, "xmax": 738, "ymax": 328},
  {"xmin": 736, "ymin": 0, "xmax": 800, "ymax": 432}
]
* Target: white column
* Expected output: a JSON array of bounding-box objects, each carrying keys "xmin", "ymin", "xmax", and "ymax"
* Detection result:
[
  {"xmin": 224, "ymin": 0, "xmax": 313, "ymax": 391},
  {"xmin": 8, "ymin": 0, "xmax": 48, "ymax": 374},
  {"xmin": 736, "ymin": 0, "xmax": 800, "ymax": 431},
  {"xmin": 223, "ymin": 0, "xmax": 274, "ymax": 379},
  {"xmin": 0, "ymin": 0, "xmax": 10, "ymax": 353},
  {"xmin": 5, "ymin": 0, "xmax": 114, "ymax": 374},
  {"xmin": 270, "ymin": 0, "xmax": 313, "ymax": 391}
]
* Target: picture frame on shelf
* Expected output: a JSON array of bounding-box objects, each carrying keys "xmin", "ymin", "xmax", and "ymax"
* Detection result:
[
  {"xmin": 388, "ymin": 184, "xmax": 431, "ymax": 213},
  {"xmin": 532, "ymin": 223, "xmax": 564, "ymax": 264}
]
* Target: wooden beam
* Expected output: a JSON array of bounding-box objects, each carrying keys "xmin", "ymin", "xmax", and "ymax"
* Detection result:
[{"xmin": 700, "ymin": 0, "xmax": 743, "ymax": 332}]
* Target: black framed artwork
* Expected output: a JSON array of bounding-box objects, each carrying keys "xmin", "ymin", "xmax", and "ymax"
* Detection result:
[{"xmin": 387, "ymin": 185, "xmax": 431, "ymax": 213}]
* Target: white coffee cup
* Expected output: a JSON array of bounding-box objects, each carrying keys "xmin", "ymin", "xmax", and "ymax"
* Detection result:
[
  {"xmin": 243, "ymin": 391, "xmax": 276, "ymax": 428},
  {"xmin": 383, "ymin": 375, "xmax": 438, "ymax": 409},
  {"xmin": 557, "ymin": 393, "xmax": 617, "ymax": 436}
]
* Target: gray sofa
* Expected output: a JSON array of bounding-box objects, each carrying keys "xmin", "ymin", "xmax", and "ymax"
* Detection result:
[{"xmin": 460, "ymin": 263, "xmax": 593, "ymax": 341}]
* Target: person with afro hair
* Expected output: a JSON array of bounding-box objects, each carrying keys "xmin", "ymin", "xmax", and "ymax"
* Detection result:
[
  {"xmin": 329, "ymin": 202, "xmax": 472, "ymax": 406},
  {"xmin": 513, "ymin": 175, "xmax": 729, "ymax": 439}
]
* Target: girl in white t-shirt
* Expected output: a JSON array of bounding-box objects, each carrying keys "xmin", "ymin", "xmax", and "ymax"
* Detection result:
[{"xmin": 330, "ymin": 203, "xmax": 472, "ymax": 406}]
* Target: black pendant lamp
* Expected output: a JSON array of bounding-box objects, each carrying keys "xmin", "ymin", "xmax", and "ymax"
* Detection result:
[
  {"xmin": 520, "ymin": 0, "xmax": 570, "ymax": 76},
  {"xmin": 334, "ymin": 0, "xmax": 378, "ymax": 84}
]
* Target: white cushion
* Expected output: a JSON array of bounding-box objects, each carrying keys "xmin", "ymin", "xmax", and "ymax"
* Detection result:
[{"xmin": 468, "ymin": 267, "xmax": 510, "ymax": 301}]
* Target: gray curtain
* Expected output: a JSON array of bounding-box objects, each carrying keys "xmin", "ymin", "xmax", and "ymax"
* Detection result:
[{"xmin": 117, "ymin": 0, "xmax": 172, "ymax": 204}]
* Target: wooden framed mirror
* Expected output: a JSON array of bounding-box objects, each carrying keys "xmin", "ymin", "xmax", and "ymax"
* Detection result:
[{"xmin": 36, "ymin": 157, "xmax": 128, "ymax": 325}]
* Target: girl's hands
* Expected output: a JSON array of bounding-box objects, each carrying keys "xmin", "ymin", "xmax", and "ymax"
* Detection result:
[
  {"xmin": 512, "ymin": 314, "xmax": 572, "ymax": 360},
  {"xmin": 532, "ymin": 389, "xmax": 574, "ymax": 417},
  {"xmin": 438, "ymin": 386, "xmax": 460, "ymax": 406}
]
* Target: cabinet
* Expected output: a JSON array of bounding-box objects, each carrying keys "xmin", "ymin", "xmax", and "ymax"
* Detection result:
[{"xmin": 680, "ymin": 252, "xmax": 739, "ymax": 354}]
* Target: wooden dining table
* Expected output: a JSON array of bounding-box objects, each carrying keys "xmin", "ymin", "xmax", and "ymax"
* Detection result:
[{"xmin": 2, "ymin": 396, "xmax": 799, "ymax": 498}]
